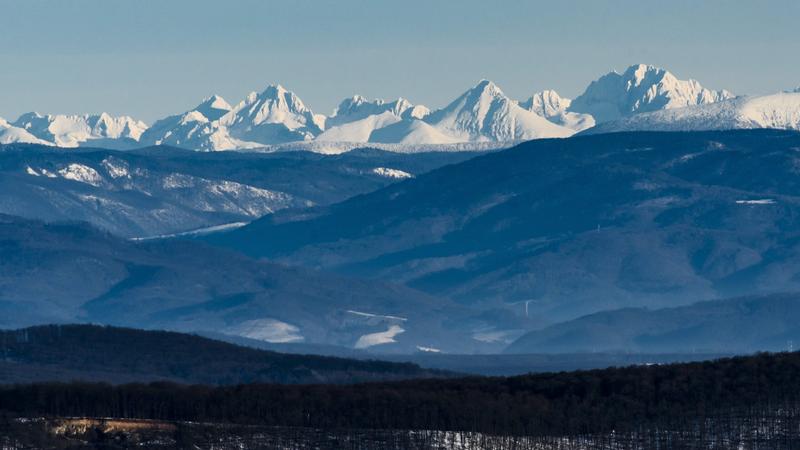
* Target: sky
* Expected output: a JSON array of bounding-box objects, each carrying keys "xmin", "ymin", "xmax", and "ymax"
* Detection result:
[{"xmin": 1, "ymin": 0, "xmax": 798, "ymax": 123}]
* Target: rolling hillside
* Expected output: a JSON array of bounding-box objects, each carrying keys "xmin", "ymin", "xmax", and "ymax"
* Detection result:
[
  {"xmin": 0, "ymin": 215, "xmax": 496, "ymax": 353},
  {"xmin": 0, "ymin": 324, "xmax": 445, "ymax": 384},
  {"xmin": 210, "ymin": 130, "xmax": 800, "ymax": 325}
]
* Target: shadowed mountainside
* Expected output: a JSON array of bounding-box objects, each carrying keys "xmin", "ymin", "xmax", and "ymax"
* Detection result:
[{"xmin": 0, "ymin": 144, "xmax": 479, "ymax": 238}]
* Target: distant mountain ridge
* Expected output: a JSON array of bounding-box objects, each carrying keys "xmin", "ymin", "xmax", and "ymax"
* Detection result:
[
  {"xmin": 3, "ymin": 64, "xmax": 771, "ymax": 152},
  {"xmin": 506, "ymin": 293, "xmax": 800, "ymax": 354}
]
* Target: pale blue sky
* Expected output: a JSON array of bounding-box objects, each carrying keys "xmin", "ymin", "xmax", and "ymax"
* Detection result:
[{"xmin": 1, "ymin": 0, "xmax": 798, "ymax": 123}]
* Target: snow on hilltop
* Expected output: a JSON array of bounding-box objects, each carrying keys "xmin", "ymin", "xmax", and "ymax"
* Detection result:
[
  {"xmin": 569, "ymin": 64, "xmax": 735, "ymax": 123},
  {"xmin": 5, "ymin": 64, "xmax": 799, "ymax": 153},
  {"xmin": 585, "ymin": 92, "xmax": 800, "ymax": 134}
]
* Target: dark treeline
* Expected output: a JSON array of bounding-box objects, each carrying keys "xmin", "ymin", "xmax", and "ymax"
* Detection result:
[{"xmin": 2, "ymin": 352, "xmax": 800, "ymax": 437}]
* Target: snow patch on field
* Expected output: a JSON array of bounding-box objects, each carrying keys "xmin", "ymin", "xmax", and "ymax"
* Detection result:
[
  {"xmin": 372, "ymin": 167, "xmax": 414, "ymax": 179},
  {"xmin": 226, "ymin": 318, "xmax": 304, "ymax": 343},
  {"xmin": 354, "ymin": 325, "xmax": 405, "ymax": 349},
  {"xmin": 736, "ymin": 199, "xmax": 776, "ymax": 205},
  {"xmin": 416, "ymin": 346, "xmax": 441, "ymax": 353}
]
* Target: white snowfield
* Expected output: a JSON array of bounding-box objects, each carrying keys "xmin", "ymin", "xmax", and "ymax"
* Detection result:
[{"xmin": 3, "ymin": 64, "xmax": 798, "ymax": 153}]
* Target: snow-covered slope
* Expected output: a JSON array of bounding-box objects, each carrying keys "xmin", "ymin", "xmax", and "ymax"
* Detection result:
[
  {"xmin": 569, "ymin": 64, "xmax": 734, "ymax": 123},
  {"xmin": 316, "ymin": 111, "xmax": 402, "ymax": 142},
  {"xmin": 316, "ymin": 96, "xmax": 432, "ymax": 143},
  {"xmin": 0, "ymin": 118, "xmax": 52, "ymax": 145},
  {"xmin": 520, "ymin": 90, "xmax": 595, "ymax": 132},
  {"xmin": 586, "ymin": 92, "xmax": 800, "ymax": 134},
  {"xmin": 218, "ymin": 84, "xmax": 323, "ymax": 145},
  {"xmin": 12, "ymin": 112, "xmax": 148, "ymax": 148},
  {"xmin": 369, "ymin": 119, "xmax": 461, "ymax": 145},
  {"xmin": 423, "ymin": 80, "xmax": 575, "ymax": 141}
]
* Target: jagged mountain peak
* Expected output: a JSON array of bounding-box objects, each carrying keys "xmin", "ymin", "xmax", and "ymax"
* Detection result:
[
  {"xmin": 423, "ymin": 79, "xmax": 574, "ymax": 141},
  {"xmin": 217, "ymin": 84, "xmax": 322, "ymax": 145},
  {"xmin": 569, "ymin": 63, "xmax": 735, "ymax": 123},
  {"xmin": 521, "ymin": 90, "xmax": 571, "ymax": 116}
]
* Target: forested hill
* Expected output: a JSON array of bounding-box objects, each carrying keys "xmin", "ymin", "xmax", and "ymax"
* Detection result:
[
  {"xmin": 2, "ymin": 351, "xmax": 800, "ymax": 439},
  {"xmin": 0, "ymin": 325, "xmax": 447, "ymax": 385}
]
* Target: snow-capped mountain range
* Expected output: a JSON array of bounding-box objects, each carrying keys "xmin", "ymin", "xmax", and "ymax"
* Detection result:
[{"xmin": 2, "ymin": 64, "xmax": 799, "ymax": 152}]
